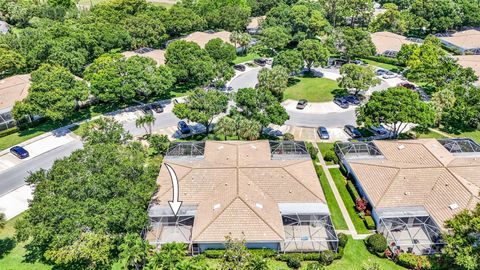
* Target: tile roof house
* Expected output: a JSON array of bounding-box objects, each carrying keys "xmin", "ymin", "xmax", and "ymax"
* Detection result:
[
  {"xmin": 0, "ymin": 20, "xmax": 8, "ymax": 34},
  {"xmin": 370, "ymin": 31, "xmax": 422, "ymax": 57},
  {"xmin": 247, "ymin": 16, "xmax": 265, "ymax": 34},
  {"xmin": 0, "ymin": 74, "xmax": 30, "ymax": 131},
  {"xmin": 180, "ymin": 31, "xmax": 234, "ymax": 48},
  {"xmin": 456, "ymin": 55, "xmax": 480, "ymax": 85},
  {"xmin": 437, "ymin": 29, "xmax": 480, "ymax": 55},
  {"xmin": 337, "ymin": 139, "xmax": 480, "ymax": 255},
  {"xmin": 121, "ymin": 48, "xmax": 166, "ymax": 66},
  {"xmin": 147, "ymin": 140, "xmax": 338, "ymax": 253}
]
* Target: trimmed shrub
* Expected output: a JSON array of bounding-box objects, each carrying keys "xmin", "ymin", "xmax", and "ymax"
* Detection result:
[
  {"xmin": 250, "ymin": 248, "xmax": 276, "ymax": 258},
  {"xmin": 323, "ymin": 150, "xmax": 337, "ymax": 163},
  {"xmin": 283, "ymin": 133, "xmax": 294, "ymax": 141},
  {"xmin": 364, "ymin": 216, "xmax": 375, "ymax": 230},
  {"xmin": 337, "ymin": 233, "xmax": 348, "ymax": 248},
  {"xmin": 286, "ymin": 256, "xmax": 302, "ymax": 269},
  {"xmin": 319, "ymin": 250, "xmax": 335, "ymax": 266},
  {"xmin": 203, "ymin": 249, "xmax": 224, "ymax": 259},
  {"xmin": 0, "ymin": 127, "xmax": 19, "ymax": 138},
  {"xmin": 306, "ymin": 262, "xmax": 325, "ymax": 270},
  {"xmin": 346, "ymin": 181, "xmax": 360, "ymax": 200},
  {"xmin": 334, "ymin": 247, "xmax": 344, "ymax": 260},
  {"xmin": 306, "ymin": 142, "xmax": 319, "ymax": 160},
  {"xmin": 397, "ymin": 253, "xmax": 432, "ymax": 269},
  {"xmin": 365, "ymin": 234, "xmax": 387, "ymax": 254},
  {"xmin": 303, "ymin": 253, "xmax": 321, "ymax": 261}
]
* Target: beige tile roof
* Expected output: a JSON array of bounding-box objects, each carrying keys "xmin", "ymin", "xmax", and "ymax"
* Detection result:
[
  {"xmin": 153, "ymin": 140, "xmax": 326, "ymax": 242},
  {"xmin": 0, "ymin": 74, "xmax": 30, "ymax": 111},
  {"xmin": 370, "ymin": 31, "xmax": 417, "ymax": 54},
  {"xmin": 456, "ymin": 55, "xmax": 480, "ymax": 83},
  {"xmin": 181, "ymin": 31, "xmax": 234, "ymax": 48},
  {"xmin": 247, "ymin": 16, "xmax": 265, "ymax": 29},
  {"xmin": 121, "ymin": 49, "xmax": 166, "ymax": 66},
  {"xmin": 347, "ymin": 139, "xmax": 480, "ymax": 229},
  {"xmin": 438, "ymin": 29, "xmax": 480, "ymax": 50}
]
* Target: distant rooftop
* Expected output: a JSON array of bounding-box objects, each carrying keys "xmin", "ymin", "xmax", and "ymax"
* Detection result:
[
  {"xmin": 181, "ymin": 31, "xmax": 234, "ymax": 48},
  {"xmin": 341, "ymin": 139, "xmax": 480, "ymax": 229},
  {"xmin": 437, "ymin": 29, "xmax": 480, "ymax": 50},
  {"xmin": 370, "ymin": 31, "xmax": 422, "ymax": 55},
  {"xmin": 0, "ymin": 74, "xmax": 30, "ymax": 111},
  {"xmin": 0, "ymin": 20, "xmax": 8, "ymax": 34}
]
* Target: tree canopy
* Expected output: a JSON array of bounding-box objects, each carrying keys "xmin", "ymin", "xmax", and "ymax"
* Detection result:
[
  {"xmin": 356, "ymin": 87, "xmax": 435, "ymax": 138},
  {"xmin": 172, "ymin": 88, "xmax": 228, "ymax": 135},
  {"xmin": 337, "ymin": 64, "xmax": 380, "ymax": 95},
  {"xmin": 12, "ymin": 64, "xmax": 88, "ymax": 122},
  {"xmin": 14, "ymin": 118, "xmax": 158, "ymax": 269}
]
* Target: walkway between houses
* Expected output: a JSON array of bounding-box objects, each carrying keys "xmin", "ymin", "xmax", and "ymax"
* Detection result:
[{"xmin": 313, "ymin": 143, "xmax": 372, "ymax": 240}]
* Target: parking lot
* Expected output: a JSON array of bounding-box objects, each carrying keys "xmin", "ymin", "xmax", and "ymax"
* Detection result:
[{"xmin": 285, "ymin": 126, "xmax": 351, "ymax": 142}]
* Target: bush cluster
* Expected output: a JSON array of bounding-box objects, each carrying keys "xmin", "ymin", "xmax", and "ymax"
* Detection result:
[
  {"xmin": 337, "ymin": 233, "xmax": 348, "ymax": 248},
  {"xmin": 203, "ymin": 248, "xmax": 277, "ymax": 259},
  {"xmin": 365, "ymin": 234, "xmax": 387, "ymax": 254},
  {"xmin": 396, "ymin": 253, "xmax": 432, "ymax": 269},
  {"xmin": 286, "ymin": 255, "xmax": 302, "ymax": 269},
  {"xmin": 0, "ymin": 127, "xmax": 19, "ymax": 138},
  {"xmin": 306, "ymin": 142, "xmax": 319, "ymax": 160},
  {"xmin": 203, "ymin": 249, "xmax": 224, "ymax": 259},
  {"xmin": 323, "ymin": 150, "xmax": 337, "ymax": 163},
  {"xmin": 364, "ymin": 216, "xmax": 375, "ymax": 230},
  {"xmin": 346, "ymin": 180, "xmax": 361, "ymax": 200}
]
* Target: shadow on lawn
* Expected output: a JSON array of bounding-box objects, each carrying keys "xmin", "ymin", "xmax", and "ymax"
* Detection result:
[
  {"xmin": 331, "ymin": 88, "xmax": 349, "ymax": 97},
  {"xmin": 0, "ymin": 237, "xmax": 16, "ymax": 259}
]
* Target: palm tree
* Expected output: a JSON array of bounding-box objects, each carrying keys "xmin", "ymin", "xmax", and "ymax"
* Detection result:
[
  {"xmin": 119, "ymin": 233, "xmax": 151, "ymax": 270},
  {"xmin": 238, "ymin": 118, "xmax": 261, "ymax": 141},
  {"xmin": 215, "ymin": 116, "xmax": 236, "ymax": 140},
  {"xmin": 135, "ymin": 114, "xmax": 156, "ymax": 135},
  {"xmin": 0, "ymin": 212, "xmax": 5, "ymax": 230}
]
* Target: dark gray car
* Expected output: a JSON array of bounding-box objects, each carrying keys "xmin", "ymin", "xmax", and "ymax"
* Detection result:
[{"xmin": 317, "ymin": 126, "xmax": 330, "ymax": 140}]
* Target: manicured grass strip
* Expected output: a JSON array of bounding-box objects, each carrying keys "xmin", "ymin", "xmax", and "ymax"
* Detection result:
[
  {"xmin": 360, "ymin": 58, "xmax": 401, "ymax": 71},
  {"xmin": 284, "ymin": 77, "xmax": 343, "ymax": 102},
  {"xmin": 318, "ymin": 171, "xmax": 348, "ymax": 230},
  {"xmin": 233, "ymin": 52, "xmax": 260, "ymax": 64},
  {"xmin": 326, "ymin": 236, "xmax": 406, "ymax": 270},
  {"xmin": 317, "ymin": 142, "xmax": 335, "ymax": 165},
  {"xmin": 329, "ymin": 168, "xmax": 371, "ymax": 234}
]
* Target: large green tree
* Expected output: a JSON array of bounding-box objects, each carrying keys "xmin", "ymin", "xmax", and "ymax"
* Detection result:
[
  {"xmin": 257, "ymin": 66, "xmax": 289, "ymax": 100},
  {"xmin": 298, "ymin": 39, "xmax": 330, "ymax": 71},
  {"xmin": 234, "ymin": 87, "xmax": 289, "ymax": 127},
  {"xmin": 124, "ymin": 12, "xmax": 168, "ymax": 49},
  {"xmin": 260, "ymin": 26, "xmax": 292, "ymax": 52},
  {"xmin": 205, "ymin": 38, "xmax": 236, "ymax": 63},
  {"xmin": 357, "ymin": 87, "xmax": 435, "ymax": 138},
  {"xmin": 337, "ymin": 64, "xmax": 380, "ymax": 95},
  {"xmin": 337, "ymin": 28, "xmax": 376, "ymax": 60},
  {"xmin": 12, "ymin": 64, "xmax": 88, "ymax": 122},
  {"xmin": 194, "ymin": 0, "xmax": 251, "ymax": 31},
  {"xmin": 273, "ymin": 49, "xmax": 304, "ymax": 74},
  {"xmin": 172, "ymin": 88, "xmax": 228, "ymax": 135},
  {"xmin": 0, "ymin": 47, "xmax": 25, "ymax": 76},
  {"xmin": 165, "ymin": 40, "xmax": 215, "ymax": 86},
  {"xmin": 84, "ymin": 53, "xmax": 174, "ymax": 103},
  {"xmin": 163, "ymin": 6, "xmax": 206, "ymax": 37},
  {"xmin": 14, "ymin": 119, "xmax": 157, "ymax": 269},
  {"xmin": 443, "ymin": 203, "xmax": 480, "ymax": 270}
]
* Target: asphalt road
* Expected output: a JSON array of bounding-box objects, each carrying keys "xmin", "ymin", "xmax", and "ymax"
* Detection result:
[
  {"xmin": 286, "ymin": 109, "xmax": 356, "ymax": 128},
  {"xmin": 0, "ymin": 140, "xmax": 83, "ymax": 197}
]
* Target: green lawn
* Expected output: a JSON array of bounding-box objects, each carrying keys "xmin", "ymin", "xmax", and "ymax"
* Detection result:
[
  {"xmin": 284, "ymin": 77, "xmax": 343, "ymax": 102},
  {"xmin": 415, "ymin": 130, "xmax": 447, "ymax": 139},
  {"xmin": 329, "ymin": 168, "xmax": 371, "ymax": 234},
  {"xmin": 360, "ymin": 58, "xmax": 402, "ymax": 72},
  {"xmin": 413, "ymin": 128, "xmax": 480, "ymax": 143},
  {"xmin": 317, "ymin": 143, "xmax": 335, "ymax": 165},
  {"xmin": 326, "ymin": 236, "xmax": 406, "ymax": 270},
  {"xmin": 233, "ymin": 52, "xmax": 260, "ymax": 64},
  {"xmin": 318, "ymin": 170, "xmax": 348, "ymax": 230}
]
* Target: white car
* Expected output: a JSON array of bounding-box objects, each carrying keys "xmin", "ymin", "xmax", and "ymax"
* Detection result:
[{"xmin": 382, "ymin": 71, "xmax": 397, "ymax": 79}]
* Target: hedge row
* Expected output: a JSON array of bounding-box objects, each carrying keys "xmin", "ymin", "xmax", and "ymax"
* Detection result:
[
  {"xmin": 364, "ymin": 215, "xmax": 375, "ymax": 230},
  {"xmin": 397, "ymin": 253, "xmax": 432, "ymax": 269},
  {"xmin": 276, "ymin": 250, "xmax": 341, "ymax": 265},
  {"xmin": 360, "ymin": 55, "xmax": 403, "ymax": 67},
  {"xmin": 0, "ymin": 127, "xmax": 19, "ymax": 138},
  {"xmin": 346, "ymin": 180, "xmax": 360, "ymax": 201},
  {"xmin": 203, "ymin": 248, "xmax": 276, "ymax": 259}
]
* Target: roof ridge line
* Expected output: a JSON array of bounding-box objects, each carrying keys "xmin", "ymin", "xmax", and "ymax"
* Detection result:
[
  {"xmin": 192, "ymin": 196, "xmax": 237, "ymax": 241},
  {"xmin": 446, "ymin": 168, "xmax": 480, "ymax": 196},
  {"xmin": 237, "ymin": 196, "xmax": 284, "ymax": 240},
  {"xmin": 375, "ymin": 168, "xmax": 402, "ymax": 207},
  {"xmin": 281, "ymin": 167, "xmax": 325, "ymax": 203}
]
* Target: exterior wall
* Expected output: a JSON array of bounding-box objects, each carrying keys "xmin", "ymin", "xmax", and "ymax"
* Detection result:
[{"xmin": 198, "ymin": 242, "xmax": 280, "ymax": 252}]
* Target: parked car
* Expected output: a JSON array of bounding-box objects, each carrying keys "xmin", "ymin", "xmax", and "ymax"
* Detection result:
[
  {"xmin": 382, "ymin": 71, "xmax": 396, "ymax": 79},
  {"xmin": 10, "ymin": 146, "xmax": 29, "ymax": 159},
  {"xmin": 177, "ymin": 121, "xmax": 191, "ymax": 134},
  {"xmin": 150, "ymin": 103, "xmax": 164, "ymax": 113},
  {"xmin": 397, "ymin": 82, "xmax": 416, "ymax": 90},
  {"xmin": 370, "ymin": 125, "xmax": 389, "ymax": 135},
  {"xmin": 353, "ymin": 60, "xmax": 365, "ymax": 65},
  {"xmin": 333, "ymin": 97, "xmax": 349, "ymax": 109},
  {"xmin": 317, "ymin": 126, "xmax": 330, "ymax": 140},
  {"xmin": 344, "ymin": 125, "xmax": 362, "ymax": 138},
  {"xmin": 141, "ymin": 106, "xmax": 153, "ymax": 114},
  {"xmin": 376, "ymin": 69, "xmax": 387, "ymax": 76},
  {"xmin": 254, "ymin": 58, "xmax": 267, "ymax": 66},
  {"xmin": 265, "ymin": 58, "xmax": 273, "ymax": 65},
  {"xmin": 344, "ymin": 95, "xmax": 361, "ymax": 105},
  {"xmin": 296, "ymin": 99, "xmax": 308, "ymax": 110},
  {"xmin": 233, "ymin": 64, "xmax": 246, "ymax": 72}
]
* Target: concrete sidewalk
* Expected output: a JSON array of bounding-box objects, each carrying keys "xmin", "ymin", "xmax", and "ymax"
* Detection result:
[{"xmin": 0, "ymin": 185, "xmax": 32, "ymax": 220}]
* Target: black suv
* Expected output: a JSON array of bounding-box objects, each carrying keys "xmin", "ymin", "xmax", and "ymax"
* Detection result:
[
  {"xmin": 344, "ymin": 125, "xmax": 362, "ymax": 138},
  {"xmin": 334, "ymin": 97, "xmax": 349, "ymax": 109},
  {"xmin": 233, "ymin": 64, "xmax": 246, "ymax": 72}
]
